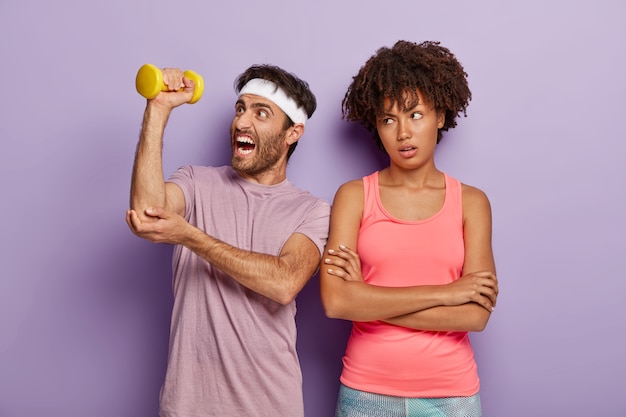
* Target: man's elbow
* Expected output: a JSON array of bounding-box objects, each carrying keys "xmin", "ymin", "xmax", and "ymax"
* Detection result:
[
  {"xmin": 275, "ymin": 291, "xmax": 297, "ymax": 306},
  {"xmin": 274, "ymin": 279, "xmax": 304, "ymax": 305}
]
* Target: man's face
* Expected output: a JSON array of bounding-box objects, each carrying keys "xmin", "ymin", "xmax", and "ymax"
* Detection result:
[{"xmin": 230, "ymin": 94, "xmax": 289, "ymax": 179}]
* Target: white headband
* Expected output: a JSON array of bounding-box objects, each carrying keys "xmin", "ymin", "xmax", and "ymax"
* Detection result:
[{"xmin": 238, "ymin": 78, "xmax": 308, "ymax": 125}]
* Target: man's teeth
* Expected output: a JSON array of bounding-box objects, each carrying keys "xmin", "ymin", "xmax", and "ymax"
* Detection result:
[
  {"xmin": 237, "ymin": 136, "xmax": 254, "ymax": 145},
  {"xmin": 237, "ymin": 136, "xmax": 255, "ymax": 154}
]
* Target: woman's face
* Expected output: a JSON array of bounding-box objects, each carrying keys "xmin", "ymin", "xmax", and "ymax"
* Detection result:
[{"xmin": 376, "ymin": 90, "xmax": 444, "ymax": 170}]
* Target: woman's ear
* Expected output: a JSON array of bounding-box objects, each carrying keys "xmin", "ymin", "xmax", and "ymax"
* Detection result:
[{"xmin": 437, "ymin": 110, "xmax": 445, "ymax": 129}]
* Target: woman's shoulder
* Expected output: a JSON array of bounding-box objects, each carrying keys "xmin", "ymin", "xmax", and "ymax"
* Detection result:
[
  {"xmin": 460, "ymin": 182, "xmax": 489, "ymax": 201},
  {"xmin": 460, "ymin": 182, "xmax": 492, "ymax": 215},
  {"xmin": 334, "ymin": 178, "xmax": 365, "ymax": 204},
  {"xmin": 339, "ymin": 178, "xmax": 364, "ymax": 191},
  {"xmin": 338, "ymin": 170, "xmax": 381, "ymax": 193}
]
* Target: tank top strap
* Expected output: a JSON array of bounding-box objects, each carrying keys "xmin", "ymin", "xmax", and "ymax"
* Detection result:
[
  {"xmin": 443, "ymin": 172, "xmax": 463, "ymax": 227},
  {"xmin": 361, "ymin": 171, "xmax": 381, "ymax": 219}
]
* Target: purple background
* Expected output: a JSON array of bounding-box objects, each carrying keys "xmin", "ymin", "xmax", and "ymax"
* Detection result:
[{"xmin": 1, "ymin": 1, "xmax": 625, "ymax": 416}]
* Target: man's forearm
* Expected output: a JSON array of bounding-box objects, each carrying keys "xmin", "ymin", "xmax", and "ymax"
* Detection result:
[
  {"xmin": 182, "ymin": 226, "xmax": 317, "ymax": 305},
  {"xmin": 130, "ymin": 104, "xmax": 171, "ymax": 218}
]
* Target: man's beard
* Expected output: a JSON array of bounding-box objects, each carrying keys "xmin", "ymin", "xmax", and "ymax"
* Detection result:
[{"xmin": 231, "ymin": 130, "xmax": 286, "ymax": 177}]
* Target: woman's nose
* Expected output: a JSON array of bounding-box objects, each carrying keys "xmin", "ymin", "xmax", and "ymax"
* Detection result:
[{"xmin": 397, "ymin": 120, "xmax": 411, "ymax": 141}]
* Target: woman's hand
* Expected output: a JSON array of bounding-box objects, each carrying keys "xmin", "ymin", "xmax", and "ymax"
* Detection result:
[
  {"xmin": 323, "ymin": 244, "xmax": 363, "ymax": 282},
  {"xmin": 443, "ymin": 270, "xmax": 499, "ymax": 311}
]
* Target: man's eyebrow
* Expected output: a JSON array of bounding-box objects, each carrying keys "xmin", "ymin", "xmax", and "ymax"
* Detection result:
[
  {"xmin": 250, "ymin": 102, "xmax": 275, "ymax": 114},
  {"xmin": 235, "ymin": 98, "xmax": 275, "ymax": 115}
]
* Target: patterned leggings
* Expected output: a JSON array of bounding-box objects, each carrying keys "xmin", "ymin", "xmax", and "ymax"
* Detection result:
[{"xmin": 335, "ymin": 384, "xmax": 482, "ymax": 417}]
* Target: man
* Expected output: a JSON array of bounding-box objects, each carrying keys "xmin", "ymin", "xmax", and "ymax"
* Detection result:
[{"xmin": 126, "ymin": 64, "xmax": 330, "ymax": 417}]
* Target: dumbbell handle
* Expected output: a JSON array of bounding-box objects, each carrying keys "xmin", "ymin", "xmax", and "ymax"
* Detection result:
[{"xmin": 135, "ymin": 63, "xmax": 204, "ymax": 104}]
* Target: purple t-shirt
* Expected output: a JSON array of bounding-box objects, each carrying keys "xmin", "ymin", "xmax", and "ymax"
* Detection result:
[{"xmin": 159, "ymin": 165, "xmax": 330, "ymax": 417}]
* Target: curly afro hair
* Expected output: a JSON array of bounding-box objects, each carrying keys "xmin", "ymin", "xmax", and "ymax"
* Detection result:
[{"xmin": 342, "ymin": 40, "xmax": 471, "ymax": 147}]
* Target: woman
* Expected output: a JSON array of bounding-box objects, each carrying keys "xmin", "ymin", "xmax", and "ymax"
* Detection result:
[{"xmin": 320, "ymin": 40, "xmax": 499, "ymax": 417}]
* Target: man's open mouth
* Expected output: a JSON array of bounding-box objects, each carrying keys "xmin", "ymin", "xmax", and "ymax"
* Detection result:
[{"xmin": 236, "ymin": 135, "xmax": 256, "ymax": 155}]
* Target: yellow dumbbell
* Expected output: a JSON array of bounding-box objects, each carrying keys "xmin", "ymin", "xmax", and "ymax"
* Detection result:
[{"xmin": 135, "ymin": 63, "xmax": 204, "ymax": 104}]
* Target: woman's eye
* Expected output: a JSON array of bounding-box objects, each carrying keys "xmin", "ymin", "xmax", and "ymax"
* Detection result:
[
  {"xmin": 382, "ymin": 118, "xmax": 393, "ymax": 125},
  {"xmin": 411, "ymin": 112, "xmax": 423, "ymax": 120}
]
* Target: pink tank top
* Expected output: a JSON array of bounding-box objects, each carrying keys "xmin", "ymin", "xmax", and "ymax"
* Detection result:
[{"xmin": 339, "ymin": 171, "xmax": 480, "ymax": 398}]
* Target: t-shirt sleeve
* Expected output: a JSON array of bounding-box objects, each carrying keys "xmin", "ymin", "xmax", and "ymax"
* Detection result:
[
  {"xmin": 167, "ymin": 165, "xmax": 195, "ymax": 221},
  {"xmin": 294, "ymin": 199, "xmax": 331, "ymax": 258}
]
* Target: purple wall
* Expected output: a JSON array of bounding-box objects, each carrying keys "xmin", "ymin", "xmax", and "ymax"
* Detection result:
[{"xmin": 1, "ymin": 1, "xmax": 625, "ymax": 416}]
